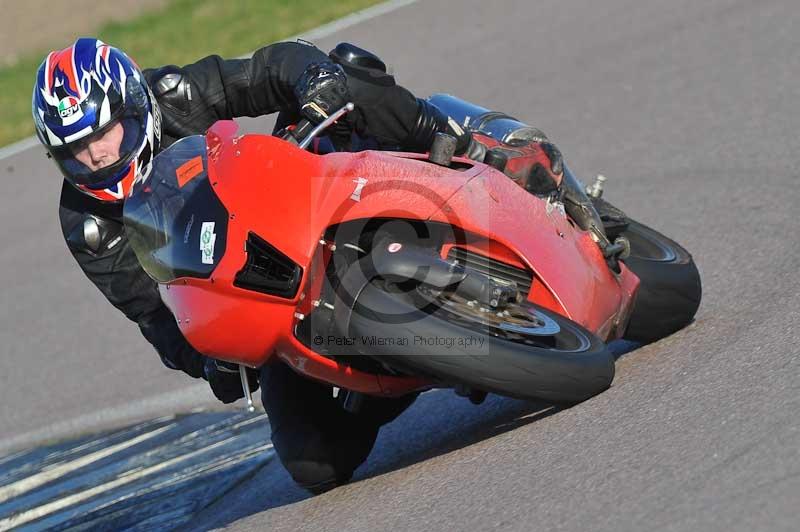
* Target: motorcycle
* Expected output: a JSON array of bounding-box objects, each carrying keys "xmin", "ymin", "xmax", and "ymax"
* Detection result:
[{"xmin": 123, "ymin": 95, "xmax": 701, "ymax": 409}]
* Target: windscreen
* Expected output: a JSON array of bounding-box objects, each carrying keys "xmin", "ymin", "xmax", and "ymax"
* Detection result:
[{"xmin": 123, "ymin": 135, "xmax": 228, "ymax": 283}]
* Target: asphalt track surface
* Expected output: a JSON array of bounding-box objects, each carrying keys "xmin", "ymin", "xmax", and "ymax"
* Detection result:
[{"xmin": 1, "ymin": 0, "xmax": 798, "ymax": 530}]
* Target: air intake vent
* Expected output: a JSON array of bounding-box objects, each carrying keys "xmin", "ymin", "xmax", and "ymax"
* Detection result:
[
  {"xmin": 446, "ymin": 247, "xmax": 533, "ymax": 297},
  {"xmin": 234, "ymin": 232, "xmax": 302, "ymax": 298}
]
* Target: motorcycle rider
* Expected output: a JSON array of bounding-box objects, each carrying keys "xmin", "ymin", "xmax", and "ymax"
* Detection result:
[{"xmin": 33, "ymin": 37, "xmax": 569, "ymax": 493}]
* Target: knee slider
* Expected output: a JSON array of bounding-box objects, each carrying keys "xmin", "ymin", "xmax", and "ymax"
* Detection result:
[
  {"xmin": 271, "ymin": 426, "xmax": 360, "ymax": 493},
  {"xmin": 284, "ymin": 459, "xmax": 345, "ymax": 494}
]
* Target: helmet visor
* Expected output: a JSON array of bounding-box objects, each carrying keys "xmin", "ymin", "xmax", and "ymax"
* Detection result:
[{"xmin": 49, "ymin": 110, "xmax": 148, "ymax": 190}]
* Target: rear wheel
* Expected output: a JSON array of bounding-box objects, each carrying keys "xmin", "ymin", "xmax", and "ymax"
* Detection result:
[
  {"xmin": 620, "ymin": 220, "xmax": 702, "ymax": 343},
  {"xmin": 346, "ymin": 280, "xmax": 615, "ymax": 403}
]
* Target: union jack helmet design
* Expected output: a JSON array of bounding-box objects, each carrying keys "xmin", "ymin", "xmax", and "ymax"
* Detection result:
[{"xmin": 32, "ymin": 38, "xmax": 161, "ymax": 202}]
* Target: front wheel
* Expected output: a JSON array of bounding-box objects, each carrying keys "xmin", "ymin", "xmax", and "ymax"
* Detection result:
[
  {"xmin": 346, "ymin": 281, "xmax": 615, "ymax": 404},
  {"xmin": 620, "ymin": 220, "xmax": 702, "ymax": 343}
]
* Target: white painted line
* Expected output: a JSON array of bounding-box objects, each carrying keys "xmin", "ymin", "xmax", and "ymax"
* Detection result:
[
  {"xmin": 290, "ymin": 0, "xmax": 421, "ymax": 42},
  {"xmin": 86, "ymin": 443, "xmax": 274, "ymax": 515},
  {"xmin": 0, "ymin": 382, "xmax": 214, "ymax": 456},
  {"xmin": 0, "ymin": 440, "xmax": 274, "ymax": 530},
  {"xmin": 0, "ymin": 0, "xmax": 421, "ymax": 161},
  {"xmin": 0, "ymin": 425, "xmax": 173, "ymax": 504},
  {"xmin": 0, "ymin": 135, "xmax": 39, "ymax": 161}
]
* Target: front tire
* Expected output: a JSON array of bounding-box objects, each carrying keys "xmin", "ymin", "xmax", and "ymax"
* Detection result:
[
  {"xmin": 621, "ymin": 220, "xmax": 702, "ymax": 343},
  {"xmin": 347, "ymin": 281, "xmax": 615, "ymax": 404}
]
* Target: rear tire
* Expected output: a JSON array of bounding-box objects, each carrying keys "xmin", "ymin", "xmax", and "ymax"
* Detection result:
[
  {"xmin": 620, "ymin": 220, "xmax": 702, "ymax": 343},
  {"xmin": 347, "ymin": 281, "xmax": 615, "ymax": 403}
]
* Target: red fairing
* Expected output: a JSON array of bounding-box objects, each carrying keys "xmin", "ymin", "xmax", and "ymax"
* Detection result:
[
  {"xmin": 430, "ymin": 166, "xmax": 638, "ymax": 337},
  {"xmin": 159, "ymin": 120, "xmax": 638, "ymax": 396}
]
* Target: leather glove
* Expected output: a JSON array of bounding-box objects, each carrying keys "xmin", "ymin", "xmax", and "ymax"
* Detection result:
[
  {"xmin": 329, "ymin": 60, "xmax": 422, "ymax": 149},
  {"xmin": 524, "ymin": 141, "xmax": 564, "ymax": 195},
  {"xmin": 469, "ymin": 132, "xmax": 564, "ymax": 195},
  {"xmin": 294, "ymin": 61, "xmax": 350, "ymax": 124},
  {"xmin": 203, "ymin": 359, "xmax": 260, "ymax": 404}
]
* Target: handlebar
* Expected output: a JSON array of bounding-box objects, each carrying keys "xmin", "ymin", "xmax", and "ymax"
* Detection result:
[{"xmin": 281, "ymin": 102, "xmax": 355, "ymax": 150}]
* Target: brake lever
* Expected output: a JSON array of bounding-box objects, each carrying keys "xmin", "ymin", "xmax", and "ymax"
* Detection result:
[{"xmin": 283, "ymin": 102, "xmax": 356, "ymax": 150}]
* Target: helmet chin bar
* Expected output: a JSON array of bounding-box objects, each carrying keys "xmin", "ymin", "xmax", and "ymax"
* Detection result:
[{"xmin": 78, "ymin": 164, "xmax": 136, "ymax": 202}]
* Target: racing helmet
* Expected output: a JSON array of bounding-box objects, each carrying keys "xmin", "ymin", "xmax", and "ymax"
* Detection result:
[{"xmin": 32, "ymin": 38, "xmax": 161, "ymax": 202}]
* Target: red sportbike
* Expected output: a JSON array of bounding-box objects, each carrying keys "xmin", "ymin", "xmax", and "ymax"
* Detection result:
[{"xmin": 124, "ymin": 95, "xmax": 701, "ymax": 407}]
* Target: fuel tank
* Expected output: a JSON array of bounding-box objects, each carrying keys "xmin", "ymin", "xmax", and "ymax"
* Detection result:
[{"xmin": 427, "ymin": 93, "xmax": 548, "ymax": 145}]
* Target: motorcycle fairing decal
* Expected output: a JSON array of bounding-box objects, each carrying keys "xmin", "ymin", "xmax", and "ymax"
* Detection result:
[
  {"xmin": 177, "ymin": 156, "xmax": 204, "ymax": 188},
  {"xmin": 350, "ymin": 177, "xmax": 368, "ymax": 202},
  {"xmin": 200, "ymin": 222, "xmax": 217, "ymax": 265}
]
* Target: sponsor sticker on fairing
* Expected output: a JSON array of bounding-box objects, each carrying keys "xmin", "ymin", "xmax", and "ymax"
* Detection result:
[
  {"xmin": 350, "ymin": 177, "xmax": 368, "ymax": 202},
  {"xmin": 200, "ymin": 222, "xmax": 217, "ymax": 264}
]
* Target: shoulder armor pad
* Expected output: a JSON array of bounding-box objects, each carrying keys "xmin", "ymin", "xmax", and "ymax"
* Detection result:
[
  {"xmin": 66, "ymin": 214, "xmax": 124, "ymax": 256},
  {"xmin": 149, "ymin": 65, "xmax": 191, "ymax": 115}
]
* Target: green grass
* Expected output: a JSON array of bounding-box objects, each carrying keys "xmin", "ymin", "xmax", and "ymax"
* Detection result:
[{"xmin": 0, "ymin": 0, "xmax": 384, "ymax": 147}]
